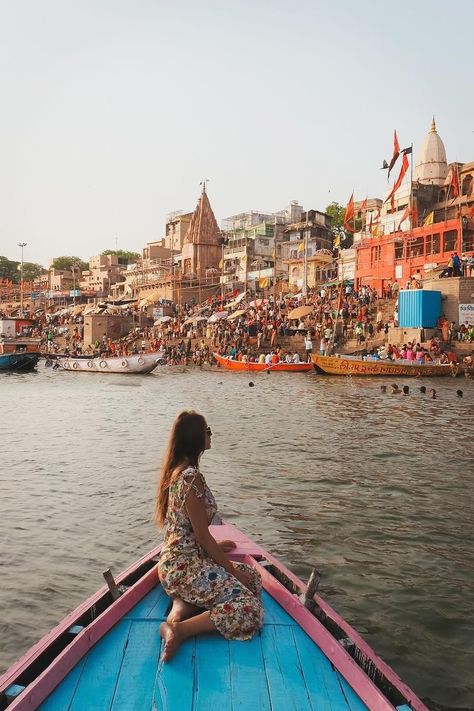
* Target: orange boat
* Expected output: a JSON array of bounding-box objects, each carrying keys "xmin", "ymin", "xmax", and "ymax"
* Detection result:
[
  {"xmin": 213, "ymin": 352, "xmax": 313, "ymax": 372},
  {"xmin": 312, "ymin": 353, "xmax": 454, "ymax": 377}
]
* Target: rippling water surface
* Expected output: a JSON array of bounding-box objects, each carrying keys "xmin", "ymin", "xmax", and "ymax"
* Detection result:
[{"xmin": 1, "ymin": 365, "xmax": 473, "ymax": 709}]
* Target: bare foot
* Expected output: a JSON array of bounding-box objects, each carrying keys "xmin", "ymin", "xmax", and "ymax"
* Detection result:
[
  {"xmin": 159, "ymin": 621, "xmax": 181, "ymax": 662},
  {"xmin": 167, "ymin": 598, "xmax": 201, "ymax": 624}
]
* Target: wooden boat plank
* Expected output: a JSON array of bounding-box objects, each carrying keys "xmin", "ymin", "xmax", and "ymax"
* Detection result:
[
  {"xmin": 67, "ymin": 620, "xmax": 131, "ymax": 711},
  {"xmin": 110, "ymin": 621, "xmax": 162, "ymax": 710},
  {"xmin": 228, "ymin": 634, "xmax": 272, "ymax": 710},
  {"xmin": 154, "ymin": 637, "xmax": 196, "ymax": 711},
  {"xmin": 335, "ymin": 671, "xmax": 370, "ymax": 711},
  {"xmin": 293, "ymin": 625, "xmax": 363, "ymax": 711},
  {"xmin": 37, "ymin": 658, "xmax": 86, "ymax": 711},
  {"xmin": 123, "ymin": 583, "xmax": 168, "ymax": 620},
  {"xmin": 194, "ymin": 635, "xmax": 231, "ymax": 711},
  {"xmin": 260, "ymin": 624, "xmax": 315, "ymax": 711},
  {"xmin": 261, "ymin": 590, "xmax": 298, "ymax": 625}
]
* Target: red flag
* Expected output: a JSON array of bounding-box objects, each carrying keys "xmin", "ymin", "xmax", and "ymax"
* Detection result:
[
  {"xmin": 344, "ymin": 193, "xmax": 355, "ymax": 233},
  {"xmin": 358, "ymin": 197, "xmax": 368, "ymax": 216},
  {"xmin": 449, "ymin": 165, "xmax": 459, "ymax": 201},
  {"xmin": 385, "ymin": 153, "xmax": 409, "ymax": 211},
  {"xmin": 397, "ymin": 205, "xmax": 410, "ymax": 231},
  {"xmin": 387, "ymin": 130, "xmax": 400, "ymax": 180}
]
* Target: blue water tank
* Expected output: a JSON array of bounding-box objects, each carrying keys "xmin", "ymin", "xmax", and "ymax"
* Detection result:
[{"xmin": 398, "ymin": 290, "xmax": 441, "ymax": 328}]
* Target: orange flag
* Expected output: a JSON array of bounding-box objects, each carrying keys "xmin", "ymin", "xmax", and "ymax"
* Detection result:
[
  {"xmin": 387, "ymin": 130, "xmax": 400, "ymax": 180},
  {"xmin": 397, "ymin": 205, "xmax": 410, "ymax": 231},
  {"xmin": 449, "ymin": 165, "xmax": 460, "ymax": 201},
  {"xmin": 358, "ymin": 197, "xmax": 368, "ymax": 216},
  {"xmin": 385, "ymin": 153, "xmax": 409, "ymax": 211},
  {"xmin": 344, "ymin": 193, "xmax": 355, "ymax": 233}
]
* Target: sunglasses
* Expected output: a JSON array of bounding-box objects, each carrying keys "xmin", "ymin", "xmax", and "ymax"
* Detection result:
[{"xmin": 206, "ymin": 427, "xmax": 212, "ymax": 436}]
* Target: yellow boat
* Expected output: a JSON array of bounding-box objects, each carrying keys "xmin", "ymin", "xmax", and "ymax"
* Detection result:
[{"xmin": 312, "ymin": 353, "xmax": 455, "ymax": 377}]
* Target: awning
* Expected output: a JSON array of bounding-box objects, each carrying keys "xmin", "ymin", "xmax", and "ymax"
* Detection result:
[
  {"xmin": 288, "ymin": 305, "xmax": 314, "ymax": 320},
  {"xmin": 227, "ymin": 309, "xmax": 247, "ymax": 321},
  {"xmin": 208, "ymin": 311, "xmax": 229, "ymax": 323},
  {"xmin": 183, "ymin": 316, "xmax": 208, "ymax": 326}
]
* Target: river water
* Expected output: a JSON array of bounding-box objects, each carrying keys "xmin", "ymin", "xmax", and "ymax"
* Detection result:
[{"xmin": 1, "ymin": 365, "xmax": 473, "ymax": 709}]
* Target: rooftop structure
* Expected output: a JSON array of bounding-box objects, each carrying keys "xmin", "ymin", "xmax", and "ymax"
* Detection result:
[{"xmin": 413, "ymin": 117, "xmax": 448, "ymax": 186}]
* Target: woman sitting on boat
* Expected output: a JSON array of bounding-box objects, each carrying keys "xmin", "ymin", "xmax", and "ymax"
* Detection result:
[{"xmin": 156, "ymin": 411, "xmax": 263, "ymax": 661}]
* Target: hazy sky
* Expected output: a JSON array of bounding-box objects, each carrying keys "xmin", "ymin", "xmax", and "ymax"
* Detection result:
[{"xmin": 1, "ymin": 0, "xmax": 473, "ymax": 266}]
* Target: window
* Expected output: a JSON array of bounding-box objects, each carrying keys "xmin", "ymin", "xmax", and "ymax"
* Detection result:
[
  {"xmin": 371, "ymin": 245, "xmax": 381, "ymax": 266},
  {"xmin": 462, "ymin": 174, "xmax": 473, "ymax": 197},
  {"xmin": 443, "ymin": 230, "xmax": 457, "ymax": 252},
  {"xmin": 426, "ymin": 233, "xmax": 440, "ymax": 255},
  {"xmin": 408, "ymin": 237, "xmax": 424, "ymax": 258},
  {"xmin": 462, "ymin": 231, "xmax": 474, "ymax": 252},
  {"xmin": 394, "ymin": 241, "xmax": 404, "ymax": 260}
]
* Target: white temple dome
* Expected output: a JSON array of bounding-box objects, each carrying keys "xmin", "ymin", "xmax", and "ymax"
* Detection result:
[{"xmin": 413, "ymin": 117, "xmax": 448, "ymax": 186}]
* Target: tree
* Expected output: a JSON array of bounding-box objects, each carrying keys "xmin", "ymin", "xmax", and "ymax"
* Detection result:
[
  {"xmin": 325, "ymin": 202, "xmax": 346, "ymax": 233},
  {"xmin": 0, "ymin": 256, "xmax": 20, "ymax": 283},
  {"xmin": 22, "ymin": 262, "xmax": 44, "ymax": 281},
  {"xmin": 325, "ymin": 201, "xmax": 358, "ymax": 249},
  {"xmin": 52, "ymin": 256, "xmax": 88, "ymax": 272},
  {"xmin": 101, "ymin": 249, "xmax": 140, "ymax": 265}
]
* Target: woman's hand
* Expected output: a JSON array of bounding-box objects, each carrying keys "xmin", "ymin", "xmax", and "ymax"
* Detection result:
[{"xmin": 218, "ymin": 539, "xmax": 237, "ymax": 553}]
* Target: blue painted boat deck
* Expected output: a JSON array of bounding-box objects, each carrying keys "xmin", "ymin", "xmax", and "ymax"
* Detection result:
[{"xmin": 39, "ymin": 585, "xmax": 368, "ymax": 710}]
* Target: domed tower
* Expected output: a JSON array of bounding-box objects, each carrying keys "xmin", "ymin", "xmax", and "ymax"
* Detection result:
[{"xmin": 413, "ymin": 117, "xmax": 448, "ymax": 186}]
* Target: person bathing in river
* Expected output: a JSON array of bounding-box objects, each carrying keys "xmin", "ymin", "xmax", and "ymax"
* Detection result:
[{"xmin": 156, "ymin": 411, "xmax": 263, "ymax": 661}]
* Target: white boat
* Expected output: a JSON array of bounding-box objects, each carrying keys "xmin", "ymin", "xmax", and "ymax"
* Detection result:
[{"xmin": 55, "ymin": 351, "xmax": 165, "ymax": 374}]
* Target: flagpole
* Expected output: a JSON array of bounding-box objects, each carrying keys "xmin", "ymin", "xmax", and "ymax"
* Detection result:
[
  {"xmin": 303, "ymin": 211, "xmax": 308, "ymax": 298},
  {"xmin": 459, "ymin": 164, "xmax": 464, "ymax": 254},
  {"xmin": 409, "ymin": 143, "xmax": 414, "ymax": 232}
]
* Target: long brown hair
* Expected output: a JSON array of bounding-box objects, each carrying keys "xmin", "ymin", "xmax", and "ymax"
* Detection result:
[{"xmin": 155, "ymin": 410, "xmax": 207, "ymax": 527}]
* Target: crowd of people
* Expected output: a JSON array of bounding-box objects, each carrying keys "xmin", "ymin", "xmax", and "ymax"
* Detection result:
[{"xmin": 1, "ymin": 282, "xmax": 473, "ymax": 369}]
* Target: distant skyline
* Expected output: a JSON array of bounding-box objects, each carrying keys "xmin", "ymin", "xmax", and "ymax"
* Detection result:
[{"xmin": 1, "ymin": 0, "xmax": 473, "ymax": 266}]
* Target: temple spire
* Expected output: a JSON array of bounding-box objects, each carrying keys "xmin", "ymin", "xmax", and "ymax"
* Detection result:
[{"xmin": 430, "ymin": 116, "xmax": 437, "ymax": 133}]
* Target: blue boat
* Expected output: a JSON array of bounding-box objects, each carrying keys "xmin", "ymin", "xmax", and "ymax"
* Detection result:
[
  {"xmin": 0, "ymin": 351, "xmax": 40, "ymax": 372},
  {"xmin": 0, "ymin": 523, "xmax": 428, "ymax": 710}
]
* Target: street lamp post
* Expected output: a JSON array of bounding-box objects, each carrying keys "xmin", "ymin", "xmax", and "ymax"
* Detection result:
[
  {"xmin": 71, "ymin": 262, "xmax": 79, "ymax": 307},
  {"xmin": 18, "ymin": 242, "xmax": 27, "ymax": 315}
]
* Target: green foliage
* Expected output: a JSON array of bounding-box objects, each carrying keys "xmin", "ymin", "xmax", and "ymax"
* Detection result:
[
  {"xmin": 101, "ymin": 249, "xmax": 140, "ymax": 264},
  {"xmin": 22, "ymin": 262, "xmax": 44, "ymax": 281},
  {"xmin": 0, "ymin": 256, "xmax": 20, "ymax": 282},
  {"xmin": 52, "ymin": 256, "xmax": 88, "ymax": 272},
  {"xmin": 325, "ymin": 201, "xmax": 355, "ymax": 249},
  {"xmin": 325, "ymin": 202, "xmax": 346, "ymax": 232}
]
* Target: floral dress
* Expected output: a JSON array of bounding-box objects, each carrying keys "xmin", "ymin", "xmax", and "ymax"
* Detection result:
[{"xmin": 157, "ymin": 465, "xmax": 263, "ymax": 640}]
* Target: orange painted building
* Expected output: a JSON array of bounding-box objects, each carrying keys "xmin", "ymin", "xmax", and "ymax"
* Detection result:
[{"xmin": 355, "ymin": 216, "xmax": 474, "ymax": 294}]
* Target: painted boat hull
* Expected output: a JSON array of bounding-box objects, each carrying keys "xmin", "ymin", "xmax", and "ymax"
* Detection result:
[
  {"xmin": 55, "ymin": 352, "xmax": 164, "ymax": 374},
  {"xmin": 0, "ymin": 522, "xmax": 428, "ymax": 711},
  {"xmin": 312, "ymin": 353, "xmax": 454, "ymax": 377},
  {"xmin": 0, "ymin": 352, "xmax": 40, "ymax": 372},
  {"xmin": 213, "ymin": 352, "xmax": 312, "ymax": 372}
]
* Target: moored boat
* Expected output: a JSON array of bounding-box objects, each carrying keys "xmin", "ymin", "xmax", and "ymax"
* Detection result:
[
  {"xmin": 0, "ymin": 522, "xmax": 428, "ymax": 710},
  {"xmin": 53, "ymin": 351, "xmax": 165, "ymax": 375},
  {"xmin": 0, "ymin": 338, "xmax": 41, "ymax": 373},
  {"xmin": 213, "ymin": 352, "xmax": 313, "ymax": 372},
  {"xmin": 312, "ymin": 353, "xmax": 455, "ymax": 377}
]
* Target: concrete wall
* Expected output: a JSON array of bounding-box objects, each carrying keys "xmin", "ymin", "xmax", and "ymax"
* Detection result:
[
  {"xmin": 83, "ymin": 314, "xmax": 134, "ymax": 348},
  {"xmin": 388, "ymin": 326, "xmax": 437, "ymax": 345},
  {"xmin": 423, "ymin": 277, "xmax": 474, "ymax": 324}
]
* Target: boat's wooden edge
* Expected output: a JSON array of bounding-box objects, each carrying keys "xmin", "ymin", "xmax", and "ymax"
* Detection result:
[
  {"xmin": 212, "ymin": 352, "xmax": 313, "ymax": 372},
  {"xmin": 1, "ymin": 523, "xmax": 429, "ymax": 711},
  {"xmin": 0, "ymin": 544, "xmax": 162, "ymax": 699},
  {"xmin": 311, "ymin": 353, "xmax": 455, "ymax": 376},
  {"xmin": 211, "ymin": 524, "xmax": 428, "ymax": 711}
]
